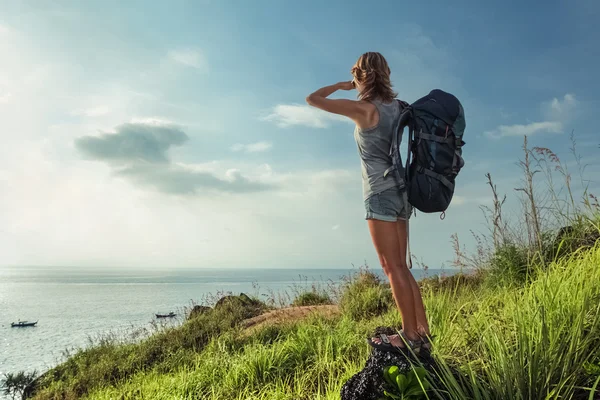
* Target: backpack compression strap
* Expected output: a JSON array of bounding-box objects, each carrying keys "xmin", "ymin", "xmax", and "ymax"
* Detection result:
[{"xmin": 404, "ymin": 115, "xmax": 414, "ymax": 269}]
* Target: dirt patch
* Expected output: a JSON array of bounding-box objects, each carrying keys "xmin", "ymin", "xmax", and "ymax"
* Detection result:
[{"xmin": 241, "ymin": 305, "xmax": 340, "ymax": 332}]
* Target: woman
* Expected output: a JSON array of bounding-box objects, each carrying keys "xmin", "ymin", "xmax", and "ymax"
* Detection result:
[{"xmin": 306, "ymin": 52, "xmax": 430, "ymax": 353}]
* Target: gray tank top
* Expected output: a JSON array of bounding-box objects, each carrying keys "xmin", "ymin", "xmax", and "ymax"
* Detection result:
[{"xmin": 354, "ymin": 100, "xmax": 404, "ymax": 200}]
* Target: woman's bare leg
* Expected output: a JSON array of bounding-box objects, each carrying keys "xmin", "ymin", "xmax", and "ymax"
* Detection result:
[
  {"xmin": 407, "ymin": 268, "xmax": 430, "ymax": 336},
  {"xmin": 396, "ymin": 222, "xmax": 430, "ymax": 337},
  {"xmin": 367, "ymin": 219, "xmax": 420, "ymax": 346}
]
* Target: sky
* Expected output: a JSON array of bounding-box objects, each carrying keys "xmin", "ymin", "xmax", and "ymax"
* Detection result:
[{"xmin": 0, "ymin": 0, "xmax": 599, "ymax": 270}]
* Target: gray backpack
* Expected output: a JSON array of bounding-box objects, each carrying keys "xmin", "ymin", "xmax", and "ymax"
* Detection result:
[{"xmin": 387, "ymin": 89, "xmax": 466, "ymax": 214}]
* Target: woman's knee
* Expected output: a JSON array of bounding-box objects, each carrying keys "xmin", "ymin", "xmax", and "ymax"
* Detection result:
[{"xmin": 379, "ymin": 257, "xmax": 408, "ymax": 277}]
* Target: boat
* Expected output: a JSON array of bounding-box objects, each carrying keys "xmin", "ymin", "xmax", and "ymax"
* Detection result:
[
  {"xmin": 11, "ymin": 320, "xmax": 38, "ymax": 327},
  {"xmin": 155, "ymin": 312, "xmax": 176, "ymax": 319}
]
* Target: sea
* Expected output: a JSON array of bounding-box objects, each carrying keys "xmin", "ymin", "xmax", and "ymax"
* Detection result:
[{"xmin": 0, "ymin": 266, "xmax": 448, "ymax": 381}]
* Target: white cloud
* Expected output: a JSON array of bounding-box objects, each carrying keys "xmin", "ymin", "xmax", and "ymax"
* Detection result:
[
  {"xmin": 261, "ymin": 104, "xmax": 350, "ymax": 128},
  {"xmin": 167, "ymin": 48, "xmax": 208, "ymax": 70},
  {"xmin": 486, "ymin": 93, "xmax": 576, "ymax": 140},
  {"xmin": 331, "ymin": 224, "xmax": 340, "ymax": 230},
  {"xmin": 446, "ymin": 194, "xmax": 491, "ymax": 208},
  {"xmin": 231, "ymin": 141, "xmax": 273, "ymax": 153},
  {"xmin": 485, "ymin": 121, "xmax": 563, "ymax": 139},
  {"xmin": 544, "ymin": 93, "xmax": 577, "ymax": 120},
  {"xmin": 71, "ymin": 106, "xmax": 110, "ymax": 117},
  {"xmin": 129, "ymin": 117, "xmax": 176, "ymax": 126},
  {"xmin": 451, "ymin": 196, "xmax": 466, "ymax": 206}
]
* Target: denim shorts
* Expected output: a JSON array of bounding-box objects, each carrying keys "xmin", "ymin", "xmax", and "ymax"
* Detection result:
[{"xmin": 364, "ymin": 185, "xmax": 412, "ymax": 222}]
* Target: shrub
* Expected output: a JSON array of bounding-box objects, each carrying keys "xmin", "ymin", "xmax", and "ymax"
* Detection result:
[
  {"xmin": 340, "ymin": 269, "xmax": 393, "ymax": 320},
  {"xmin": 485, "ymin": 242, "xmax": 531, "ymax": 287},
  {"xmin": 292, "ymin": 290, "xmax": 332, "ymax": 306}
]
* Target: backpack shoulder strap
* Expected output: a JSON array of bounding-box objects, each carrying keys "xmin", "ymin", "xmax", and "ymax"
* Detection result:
[
  {"xmin": 383, "ymin": 101, "xmax": 411, "ymax": 179},
  {"xmin": 397, "ymin": 99, "xmax": 409, "ymax": 111}
]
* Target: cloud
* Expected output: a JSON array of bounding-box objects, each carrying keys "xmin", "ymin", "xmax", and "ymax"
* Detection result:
[
  {"xmin": 75, "ymin": 121, "xmax": 188, "ymax": 164},
  {"xmin": 231, "ymin": 141, "xmax": 273, "ymax": 153},
  {"xmin": 451, "ymin": 196, "xmax": 466, "ymax": 206},
  {"xmin": 544, "ymin": 93, "xmax": 577, "ymax": 120},
  {"xmin": 129, "ymin": 117, "xmax": 176, "ymax": 125},
  {"xmin": 485, "ymin": 94, "xmax": 577, "ymax": 140},
  {"xmin": 331, "ymin": 224, "xmax": 340, "ymax": 230},
  {"xmin": 115, "ymin": 163, "xmax": 274, "ymax": 195},
  {"xmin": 485, "ymin": 121, "xmax": 563, "ymax": 139},
  {"xmin": 71, "ymin": 106, "xmax": 110, "ymax": 117},
  {"xmin": 74, "ymin": 121, "xmax": 274, "ymax": 195},
  {"xmin": 261, "ymin": 104, "xmax": 349, "ymax": 128},
  {"xmin": 446, "ymin": 194, "xmax": 492, "ymax": 208},
  {"xmin": 167, "ymin": 48, "xmax": 208, "ymax": 70}
]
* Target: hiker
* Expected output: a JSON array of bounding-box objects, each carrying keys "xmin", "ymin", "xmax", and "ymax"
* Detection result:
[{"xmin": 305, "ymin": 52, "xmax": 430, "ymax": 353}]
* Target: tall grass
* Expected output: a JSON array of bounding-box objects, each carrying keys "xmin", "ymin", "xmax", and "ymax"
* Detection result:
[
  {"xmin": 428, "ymin": 244, "xmax": 600, "ymax": 399},
  {"xmin": 453, "ymin": 135, "xmax": 600, "ymax": 288},
  {"xmin": 82, "ymin": 314, "xmax": 370, "ymax": 400}
]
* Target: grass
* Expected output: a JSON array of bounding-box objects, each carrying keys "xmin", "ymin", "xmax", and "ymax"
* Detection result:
[{"xmin": 432, "ymin": 246, "xmax": 600, "ymax": 399}]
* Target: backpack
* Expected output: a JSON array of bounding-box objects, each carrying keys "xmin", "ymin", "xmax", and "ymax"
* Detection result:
[
  {"xmin": 384, "ymin": 89, "xmax": 466, "ymax": 268},
  {"xmin": 387, "ymin": 89, "xmax": 466, "ymax": 214}
]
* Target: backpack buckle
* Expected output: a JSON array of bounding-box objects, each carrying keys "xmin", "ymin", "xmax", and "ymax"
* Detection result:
[{"xmin": 383, "ymin": 166, "xmax": 394, "ymax": 178}]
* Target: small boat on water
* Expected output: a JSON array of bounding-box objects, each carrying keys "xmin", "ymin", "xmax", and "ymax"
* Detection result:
[
  {"xmin": 11, "ymin": 320, "xmax": 38, "ymax": 328},
  {"xmin": 155, "ymin": 312, "xmax": 176, "ymax": 319}
]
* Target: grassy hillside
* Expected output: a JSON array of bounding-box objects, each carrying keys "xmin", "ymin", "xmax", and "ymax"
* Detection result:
[{"xmin": 16, "ymin": 239, "xmax": 599, "ymax": 399}]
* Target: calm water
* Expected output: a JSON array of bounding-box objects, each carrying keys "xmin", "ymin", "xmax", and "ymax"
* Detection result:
[{"xmin": 0, "ymin": 266, "xmax": 446, "ymax": 379}]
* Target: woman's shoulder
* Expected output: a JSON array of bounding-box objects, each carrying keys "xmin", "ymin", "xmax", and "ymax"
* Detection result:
[
  {"xmin": 346, "ymin": 99, "xmax": 375, "ymax": 117},
  {"xmin": 354, "ymin": 101, "xmax": 380, "ymax": 131}
]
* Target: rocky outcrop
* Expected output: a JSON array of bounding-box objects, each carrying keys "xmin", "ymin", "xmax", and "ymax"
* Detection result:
[
  {"xmin": 214, "ymin": 292, "xmax": 267, "ymax": 320},
  {"xmin": 549, "ymin": 224, "xmax": 600, "ymax": 259},
  {"xmin": 215, "ymin": 292, "xmax": 255, "ymax": 307},
  {"xmin": 341, "ymin": 326, "xmax": 445, "ymax": 400},
  {"xmin": 187, "ymin": 305, "xmax": 211, "ymax": 320}
]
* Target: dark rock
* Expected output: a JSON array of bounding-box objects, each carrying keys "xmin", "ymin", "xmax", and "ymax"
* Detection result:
[
  {"xmin": 215, "ymin": 292, "xmax": 254, "ymax": 308},
  {"xmin": 341, "ymin": 326, "xmax": 446, "ymax": 400},
  {"xmin": 549, "ymin": 224, "xmax": 600, "ymax": 259},
  {"xmin": 214, "ymin": 292, "xmax": 266, "ymax": 320},
  {"xmin": 188, "ymin": 305, "xmax": 211, "ymax": 320}
]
